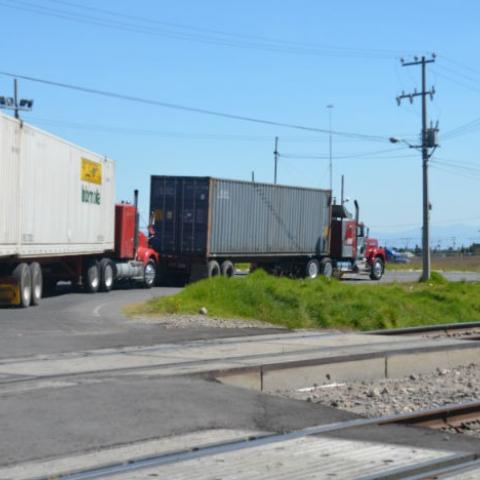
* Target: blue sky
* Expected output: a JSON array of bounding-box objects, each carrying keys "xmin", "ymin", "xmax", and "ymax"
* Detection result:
[{"xmin": 1, "ymin": 0, "xmax": 479, "ymax": 244}]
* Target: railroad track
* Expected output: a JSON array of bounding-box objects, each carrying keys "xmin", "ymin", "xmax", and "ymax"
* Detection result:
[
  {"xmin": 381, "ymin": 400, "xmax": 480, "ymax": 431},
  {"xmin": 26, "ymin": 401, "xmax": 480, "ymax": 480},
  {"xmin": 371, "ymin": 321, "xmax": 480, "ymax": 339}
]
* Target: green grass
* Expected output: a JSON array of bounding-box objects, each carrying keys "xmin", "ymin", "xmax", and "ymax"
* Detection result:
[{"xmin": 126, "ymin": 270, "xmax": 480, "ymax": 331}]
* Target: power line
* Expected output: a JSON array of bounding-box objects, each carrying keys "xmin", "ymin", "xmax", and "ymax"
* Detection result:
[
  {"xmin": 438, "ymin": 54, "xmax": 480, "ymax": 78},
  {"xmin": 0, "ymin": 0, "xmax": 406, "ymax": 59},
  {"xmin": 371, "ymin": 215, "xmax": 480, "ymax": 229},
  {"xmin": 434, "ymin": 63, "xmax": 480, "ymax": 86},
  {"xmin": 27, "ymin": 116, "xmax": 393, "ymax": 143},
  {"xmin": 442, "ymin": 117, "xmax": 480, "ymax": 140},
  {"xmin": 431, "ymin": 67, "xmax": 480, "ymax": 95},
  {"xmin": 47, "ymin": 0, "xmax": 407, "ymax": 58},
  {"xmin": 279, "ymin": 146, "xmax": 411, "ymax": 160},
  {"xmin": 431, "ymin": 159, "xmax": 480, "ymax": 174},
  {"xmin": 0, "ymin": 71, "xmax": 392, "ymax": 142},
  {"xmin": 430, "ymin": 163, "xmax": 480, "ymax": 182}
]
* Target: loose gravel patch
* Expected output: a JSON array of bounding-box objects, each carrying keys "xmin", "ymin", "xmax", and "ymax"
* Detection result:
[
  {"xmin": 420, "ymin": 329, "xmax": 480, "ymax": 340},
  {"xmin": 279, "ymin": 363, "xmax": 480, "ymax": 438},
  {"xmin": 132, "ymin": 314, "xmax": 282, "ymax": 329}
]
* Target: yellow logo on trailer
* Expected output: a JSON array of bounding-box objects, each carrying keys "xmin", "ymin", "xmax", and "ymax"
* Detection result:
[{"xmin": 81, "ymin": 158, "xmax": 102, "ymax": 185}]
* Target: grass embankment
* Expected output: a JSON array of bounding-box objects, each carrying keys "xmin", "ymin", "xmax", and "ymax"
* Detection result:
[{"xmin": 128, "ymin": 270, "xmax": 480, "ymax": 331}]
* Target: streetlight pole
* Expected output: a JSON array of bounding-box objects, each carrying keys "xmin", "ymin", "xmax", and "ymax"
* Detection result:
[
  {"xmin": 273, "ymin": 136, "xmax": 279, "ymax": 184},
  {"xmin": 327, "ymin": 105, "xmax": 334, "ymax": 193},
  {"xmin": 0, "ymin": 79, "xmax": 34, "ymax": 120}
]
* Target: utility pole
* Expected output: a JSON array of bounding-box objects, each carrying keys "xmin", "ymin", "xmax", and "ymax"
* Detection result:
[
  {"xmin": 273, "ymin": 136, "xmax": 279, "ymax": 184},
  {"xmin": 396, "ymin": 54, "xmax": 437, "ymax": 281},
  {"xmin": 0, "ymin": 79, "xmax": 34, "ymax": 120},
  {"xmin": 327, "ymin": 105, "xmax": 334, "ymax": 192}
]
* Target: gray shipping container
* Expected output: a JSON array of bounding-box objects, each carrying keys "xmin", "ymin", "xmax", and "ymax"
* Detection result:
[{"xmin": 150, "ymin": 176, "xmax": 331, "ymax": 259}]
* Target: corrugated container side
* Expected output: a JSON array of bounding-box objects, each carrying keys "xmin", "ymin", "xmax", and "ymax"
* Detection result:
[
  {"xmin": 0, "ymin": 113, "xmax": 115, "ymax": 259},
  {"xmin": 209, "ymin": 179, "xmax": 330, "ymax": 256},
  {"xmin": 150, "ymin": 176, "xmax": 330, "ymax": 258}
]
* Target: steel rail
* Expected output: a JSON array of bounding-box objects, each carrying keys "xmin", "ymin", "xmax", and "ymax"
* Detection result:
[
  {"xmin": 380, "ymin": 400, "xmax": 480, "ymax": 429},
  {"xmin": 369, "ymin": 321, "xmax": 480, "ymax": 337},
  {"xmin": 1, "ymin": 337, "xmax": 476, "ymax": 389},
  {"xmin": 30, "ymin": 401, "xmax": 480, "ymax": 480}
]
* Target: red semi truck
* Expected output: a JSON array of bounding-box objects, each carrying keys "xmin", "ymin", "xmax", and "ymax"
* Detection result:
[
  {"xmin": 0, "ymin": 114, "xmax": 159, "ymax": 307},
  {"xmin": 149, "ymin": 176, "xmax": 386, "ymax": 282},
  {"xmin": 0, "ymin": 113, "xmax": 384, "ymax": 308},
  {"xmin": 329, "ymin": 202, "xmax": 386, "ymax": 280}
]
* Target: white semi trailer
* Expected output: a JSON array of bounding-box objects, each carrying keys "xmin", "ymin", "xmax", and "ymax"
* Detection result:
[{"xmin": 0, "ymin": 113, "xmax": 159, "ymax": 307}]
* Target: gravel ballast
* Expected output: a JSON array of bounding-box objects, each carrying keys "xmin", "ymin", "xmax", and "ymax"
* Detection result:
[
  {"xmin": 132, "ymin": 314, "xmax": 282, "ymax": 329},
  {"xmin": 279, "ymin": 363, "xmax": 480, "ymax": 438}
]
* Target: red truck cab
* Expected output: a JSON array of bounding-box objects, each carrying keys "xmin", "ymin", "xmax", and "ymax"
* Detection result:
[{"xmin": 330, "ymin": 202, "xmax": 386, "ymax": 280}]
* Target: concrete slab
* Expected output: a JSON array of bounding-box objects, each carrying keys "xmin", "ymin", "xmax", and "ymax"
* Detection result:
[
  {"xmin": 262, "ymin": 357, "xmax": 385, "ymax": 392},
  {"xmin": 101, "ymin": 435, "xmax": 458, "ymax": 480},
  {"xmin": 0, "ymin": 332, "xmax": 477, "ymax": 387},
  {"xmin": 387, "ymin": 347, "xmax": 480, "ymax": 378},
  {"xmin": 0, "ymin": 429, "xmax": 263, "ymax": 480}
]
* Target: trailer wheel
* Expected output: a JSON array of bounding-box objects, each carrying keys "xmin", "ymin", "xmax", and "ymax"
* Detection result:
[
  {"xmin": 29, "ymin": 262, "xmax": 43, "ymax": 306},
  {"xmin": 207, "ymin": 260, "xmax": 221, "ymax": 278},
  {"xmin": 143, "ymin": 260, "xmax": 156, "ymax": 288},
  {"xmin": 319, "ymin": 258, "xmax": 333, "ymax": 278},
  {"xmin": 221, "ymin": 260, "xmax": 235, "ymax": 278},
  {"xmin": 99, "ymin": 259, "xmax": 115, "ymax": 292},
  {"xmin": 12, "ymin": 263, "xmax": 32, "ymax": 308},
  {"xmin": 84, "ymin": 261, "xmax": 100, "ymax": 293},
  {"xmin": 305, "ymin": 259, "xmax": 320, "ymax": 279},
  {"xmin": 370, "ymin": 257, "xmax": 384, "ymax": 281}
]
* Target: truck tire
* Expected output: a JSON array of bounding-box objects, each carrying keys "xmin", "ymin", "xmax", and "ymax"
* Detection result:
[
  {"xmin": 12, "ymin": 263, "xmax": 32, "ymax": 308},
  {"xmin": 84, "ymin": 260, "xmax": 100, "ymax": 293},
  {"xmin": 221, "ymin": 260, "xmax": 235, "ymax": 278},
  {"xmin": 305, "ymin": 259, "xmax": 320, "ymax": 279},
  {"xmin": 99, "ymin": 259, "xmax": 115, "ymax": 292},
  {"xmin": 207, "ymin": 260, "xmax": 221, "ymax": 278},
  {"xmin": 143, "ymin": 260, "xmax": 156, "ymax": 288},
  {"xmin": 320, "ymin": 258, "xmax": 333, "ymax": 278},
  {"xmin": 370, "ymin": 257, "xmax": 384, "ymax": 281},
  {"xmin": 29, "ymin": 262, "xmax": 43, "ymax": 306}
]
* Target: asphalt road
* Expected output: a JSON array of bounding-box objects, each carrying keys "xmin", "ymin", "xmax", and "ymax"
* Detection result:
[
  {"xmin": 1, "ymin": 270, "xmax": 479, "ymax": 359},
  {"xmin": 343, "ymin": 269, "xmax": 480, "ymax": 283},
  {"xmin": 2, "ymin": 274, "xmax": 480, "ymax": 472},
  {"xmin": 0, "ymin": 285, "xmax": 282, "ymax": 360}
]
